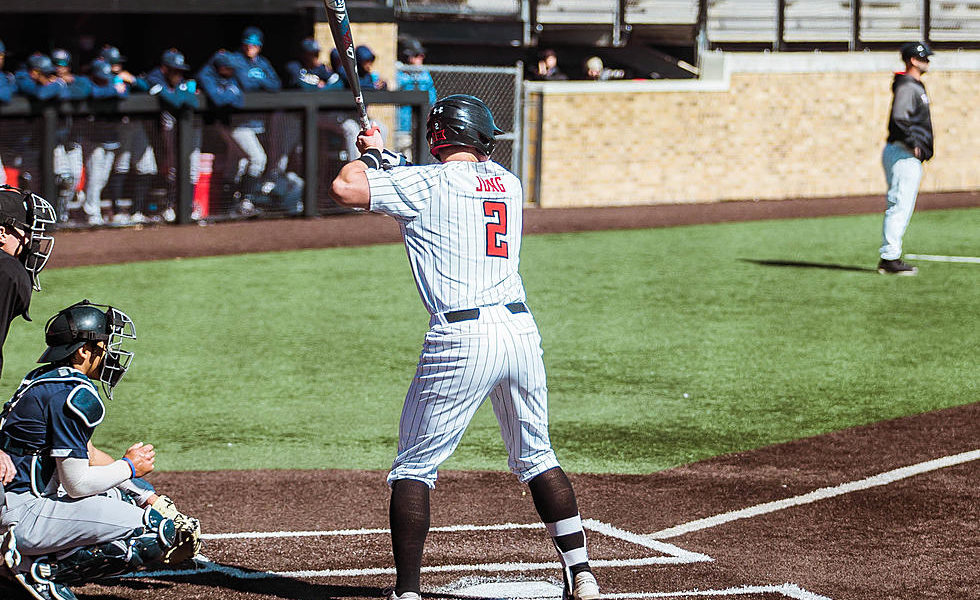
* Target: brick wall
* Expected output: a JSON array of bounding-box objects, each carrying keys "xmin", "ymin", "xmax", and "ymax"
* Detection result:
[{"xmin": 525, "ymin": 52, "xmax": 980, "ymax": 208}]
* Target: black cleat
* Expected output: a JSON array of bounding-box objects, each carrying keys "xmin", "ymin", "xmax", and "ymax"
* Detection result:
[{"xmin": 877, "ymin": 258, "xmax": 918, "ymax": 276}]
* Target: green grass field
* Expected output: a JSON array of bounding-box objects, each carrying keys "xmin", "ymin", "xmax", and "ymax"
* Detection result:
[{"xmin": 3, "ymin": 208, "xmax": 976, "ymax": 475}]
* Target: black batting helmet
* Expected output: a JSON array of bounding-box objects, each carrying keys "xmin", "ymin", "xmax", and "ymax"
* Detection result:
[
  {"xmin": 426, "ymin": 94, "xmax": 504, "ymax": 158},
  {"xmin": 40, "ymin": 300, "xmax": 136, "ymax": 399}
]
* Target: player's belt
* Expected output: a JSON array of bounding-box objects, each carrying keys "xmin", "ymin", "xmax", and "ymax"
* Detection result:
[{"xmin": 444, "ymin": 302, "xmax": 528, "ymax": 323}]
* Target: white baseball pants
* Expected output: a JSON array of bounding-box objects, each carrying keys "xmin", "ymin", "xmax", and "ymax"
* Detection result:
[
  {"xmin": 880, "ymin": 142, "xmax": 923, "ymax": 260},
  {"xmin": 388, "ymin": 306, "xmax": 560, "ymax": 488}
]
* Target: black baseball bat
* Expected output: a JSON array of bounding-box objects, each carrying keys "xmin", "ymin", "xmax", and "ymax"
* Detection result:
[{"xmin": 322, "ymin": 0, "xmax": 373, "ymax": 132}]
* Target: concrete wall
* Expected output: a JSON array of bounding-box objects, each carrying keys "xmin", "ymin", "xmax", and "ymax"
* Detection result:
[{"xmin": 524, "ymin": 51, "xmax": 980, "ymax": 208}]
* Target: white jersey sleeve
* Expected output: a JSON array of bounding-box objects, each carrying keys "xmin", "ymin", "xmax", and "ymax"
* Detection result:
[{"xmin": 367, "ymin": 165, "xmax": 444, "ymax": 221}]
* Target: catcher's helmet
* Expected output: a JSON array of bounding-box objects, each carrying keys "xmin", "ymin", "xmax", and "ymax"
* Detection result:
[
  {"xmin": 39, "ymin": 300, "xmax": 136, "ymax": 400},
  {"xmin": 426, "ymin": 94, "xmax": 504, "ymax": 158},
  {"xmin": 0, "ymin": 185, "xmax": 56, "ymax": 291}
]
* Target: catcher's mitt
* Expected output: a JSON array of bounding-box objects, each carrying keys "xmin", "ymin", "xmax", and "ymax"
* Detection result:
[{"xmin": 151, "ymin": 495, "xmax": 202, "ymax": 565}]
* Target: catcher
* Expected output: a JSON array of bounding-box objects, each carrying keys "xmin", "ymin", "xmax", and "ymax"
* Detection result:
[{"xmin": 0, "ymin": 300, "xmax": 201, "ymax": 600}]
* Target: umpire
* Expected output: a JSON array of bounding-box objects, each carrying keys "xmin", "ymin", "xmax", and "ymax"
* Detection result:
[
  {"xmin": 878, "ymin": 42, "xmax": 934, "ymax": 275},
  {"xmin": 0, "ymin": 187, "xmax": 56, "ymax": 498}
]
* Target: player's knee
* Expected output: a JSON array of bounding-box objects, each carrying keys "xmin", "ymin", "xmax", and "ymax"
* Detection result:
[
  {"xmin": 386, "ymin": 471, "xmax": 437, "ymax": 489},
  {"xmin": 512, "ymin": 450, "xmax": 561, "ymax": 483}
]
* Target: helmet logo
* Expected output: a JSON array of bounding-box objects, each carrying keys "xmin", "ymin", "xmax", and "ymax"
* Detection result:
[{"xmin": 432, "ymin": 129, "xmax": 447, "ymax": 142}]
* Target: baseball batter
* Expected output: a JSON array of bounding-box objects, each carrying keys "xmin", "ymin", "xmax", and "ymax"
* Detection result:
[{"xmin": 331, "ymin": 95, "xmax": 600, "ymax": 600}]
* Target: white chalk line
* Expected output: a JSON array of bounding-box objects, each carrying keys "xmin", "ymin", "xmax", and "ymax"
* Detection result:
[
  {"xmin": 904, "ymin": 253, "xmax": 980, "ymax": 263},
  {"xmin": 648, "ymin": 449, "xmax": 979, "ymax": 540},
  {"xmin": 130, "ymin": 519, "xmax": 710, "ymax": 581},
  {"xmin": 602, "ymin": 583, "xmax": 831, "ymax": 599},
  {"xmin": 202, "ymin": 522, "xmax": 543, "ymax": 540}
]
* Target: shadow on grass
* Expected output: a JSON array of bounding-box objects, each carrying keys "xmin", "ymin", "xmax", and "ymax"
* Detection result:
[{"xmin": 741, "ymin": 258, "xmax": 876, "ymax": 273}]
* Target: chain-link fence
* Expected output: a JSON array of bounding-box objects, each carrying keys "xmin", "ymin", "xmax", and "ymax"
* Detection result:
[
  {"xmin": 397, "ymin": 63, "xmax": 524, "ymax": 177},
  {"xmin": 0, "ymin": 118, "xmax": 42, "ymax": 191},
  {"xmin": 0, "ymin": 90, "xmax": 430, "ymax": 228}
]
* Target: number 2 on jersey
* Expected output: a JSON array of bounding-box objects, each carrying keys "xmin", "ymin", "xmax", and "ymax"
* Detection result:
[{"xmin": 483, "ymin": 201, "xmax": 508, "ymax": 258}]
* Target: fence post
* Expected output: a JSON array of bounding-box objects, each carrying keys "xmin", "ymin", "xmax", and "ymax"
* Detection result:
[
  {"xmin": 176, "ymin": 106, "xmax": 194, "ymax": 225},
  {"xmin": 512, "ymin": 62, "xmax": 524, "ymax": 179},
  {"xmin": 922, "ymin": 0, "xmax": 931, "ymax": 44},
  {"xmin": 303, "ymin": 101, "xmax": 319, "ymax": 218},
  {"xmin": 40, "ymin": 105, "xmax": 57, "ymax": 204},
  {"xmin": 850, "ymin": 0, "xmax": 862, "ymax": 51},
  {"xmin": 413, "ymin": 101, "xmax": 428, "ymax": 165},
  {"xmin": 775, "ymin": 0, "xmax": 786, "ymax": 51}
]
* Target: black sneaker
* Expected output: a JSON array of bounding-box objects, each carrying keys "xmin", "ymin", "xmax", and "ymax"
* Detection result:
[{"xmin": 877, "ymin": 258, "xmax": 918, "ymax": 276}]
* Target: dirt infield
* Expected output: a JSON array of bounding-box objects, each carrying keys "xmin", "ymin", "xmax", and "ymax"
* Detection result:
[
  {"xmin": 33, "ymin": 194, "xmax": 979, "ymax": 600},
  {"xmin": 69, "ymin": 402, "xmax": 977, "ymax": 600}
]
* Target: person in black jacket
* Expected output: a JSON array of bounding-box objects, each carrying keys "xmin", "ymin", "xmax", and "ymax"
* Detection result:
[
  {"xmin": 879, "ymin": 42, "xmax": 934, "ymax": 275},
  {"xmin": 0, "ymin": 186, "xmax": 56, "ymax": 378}
]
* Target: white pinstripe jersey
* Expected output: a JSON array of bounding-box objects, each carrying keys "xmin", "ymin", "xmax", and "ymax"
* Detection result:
[{"xmin": 366, "ymin": 160, "xmax": 526, "ymax": 315}]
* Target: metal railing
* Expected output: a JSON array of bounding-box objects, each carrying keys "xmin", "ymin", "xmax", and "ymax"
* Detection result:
[
  {"xmin": 0, "ymin": 90, "xmax": 429, "ymax": 226},
  {"xmin": 395, "ymin": 0, "xmax": 980, "ymax": 47}
]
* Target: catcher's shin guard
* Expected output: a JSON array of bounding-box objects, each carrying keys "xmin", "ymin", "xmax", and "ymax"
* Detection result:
[{"xmin": 37, "ymin": 508, "xmax": 177, "ymax": 585}]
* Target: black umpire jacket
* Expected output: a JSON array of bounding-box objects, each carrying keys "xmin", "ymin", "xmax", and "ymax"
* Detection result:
[{"xmin": 0, "ymin": 251, "xmax": 32, "ymax": 379}]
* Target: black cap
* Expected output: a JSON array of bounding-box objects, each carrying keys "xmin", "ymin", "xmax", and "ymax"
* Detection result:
[
  {"xmin": 0, "ymin": 188, "xmax": 29, "ymax": 230},
  {"xmin": 400, "ymin": 38, "xmax": 426, "ymax": 61},
  {"xmin": 901, "ymin": 41, "xmax": 934, "ymax": 61}
]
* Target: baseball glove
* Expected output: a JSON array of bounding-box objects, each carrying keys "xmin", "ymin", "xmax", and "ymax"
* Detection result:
[{"xmin": 150, "ymin": 495, "xmax": 202, "ymax": 565}]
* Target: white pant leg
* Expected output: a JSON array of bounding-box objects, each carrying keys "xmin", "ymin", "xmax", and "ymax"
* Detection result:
[
  {"xmin": 85, "ymin": 145, "xmax": 115, "ymax": 219},
  {"xmin": 125, "ymin": 124, "xmax": 158, "ymax": 176},
  {"xmin": 880, "ymin": 143, "xmax": 923, "ymax": 260},
  {"xmin": 1, "ymin": 491, "xmax": 145, "ymax": 557},
  {"xmin": 230, "ymin": 127, "xmax": 267, "ymax": 177},
  {"xmin": 388, "ymin": 322, "xmax": 506, "ymax": 488},
  {"xmin": 489, "ymin": 315, "xmax": 560, "ymax": 482}
]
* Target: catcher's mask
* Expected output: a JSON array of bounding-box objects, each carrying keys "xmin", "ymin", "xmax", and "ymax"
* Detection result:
[
  {"xmin": 426, "ymin": 94, "xmax": 504, "ymax": 159},
  {"xmin": 0, "ymin": 185, "xmax": 57, "ymax": 291},
  {"xmin": 39, "ymin": 300, "xmax": 136, "ymax": 400}
]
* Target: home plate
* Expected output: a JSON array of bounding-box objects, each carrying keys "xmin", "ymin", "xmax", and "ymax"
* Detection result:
[{"xmin": 454, "ymin": 581, "xmax": 563, "ymax": 599}]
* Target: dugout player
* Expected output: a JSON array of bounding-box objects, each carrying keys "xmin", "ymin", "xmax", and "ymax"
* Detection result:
[
  {"xmin": 330, "ymin": 95, "xmax": 600, "ymax": 600},
  {"xmin": 286, "ymin": 38, "xmax": 344, "ymax": 91},
  {"xmin": 0, "ymin": 300, "xmax": 200, "ymax": 600},
  {"xmin": 878, "ymin": 42, "xmax": 935, "ymax": 275}
]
